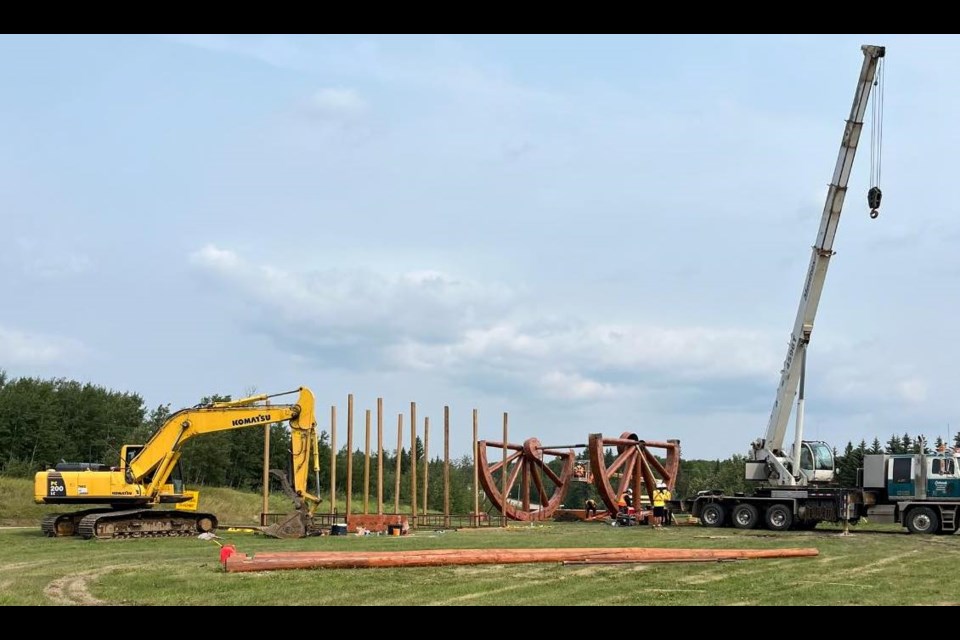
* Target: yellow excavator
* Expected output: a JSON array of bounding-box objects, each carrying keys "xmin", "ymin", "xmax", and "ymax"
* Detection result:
[{"xmin": 34, "ymin": 387, "xmax": 322, "ymax": 540}]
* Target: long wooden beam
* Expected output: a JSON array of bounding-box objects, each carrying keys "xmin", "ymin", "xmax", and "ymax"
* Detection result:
[{"xmin": 226, "ymin": 547, "xmax": 819, "ymax": 572}]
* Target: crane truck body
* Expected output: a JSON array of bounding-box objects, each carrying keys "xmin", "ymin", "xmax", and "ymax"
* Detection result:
[
  {"xmin": 693, "ymin": 450, "xmax": 960, "ymax": 535},
  {"xmin": 34, "ymin": 387, "xmax": 321, "ymax": 540}
]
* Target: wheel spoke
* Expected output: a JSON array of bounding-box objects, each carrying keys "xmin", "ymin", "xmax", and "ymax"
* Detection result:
[
  {"xmin": 532, "ymin": 456, "xmax": 563, "ymax": 486},
  {"xmin": 521, "ymin": 463, "xmax": 531, "ymax": 511},
  {"xmin": 531, "ymin": 464, "xmax": 550, "ymax": 505},
  {"xmin": 639, "ymin": 445, "xmax": 668, "ymax": 479},
  {"xmin": 606, "ymin": 447, "xmax": 635, "ymax": 477},
  {"xmin": 487, "ymin": 450, "xmax": 521, "ymax": 475},
  {"xmin": 504, "ymin": 456, "xmax": 524, "ymax": 497},
  {"xmin": 638, "ymin": 453, "xmax": 658, "ymax": 504}
]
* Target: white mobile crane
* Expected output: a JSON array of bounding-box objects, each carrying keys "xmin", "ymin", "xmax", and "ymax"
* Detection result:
[
  {"xmin": 688, "ymin": 44, "xmax": 887, "ymax": 531},
  {"xmin": 748, "ymin": 43, "xmax": 887, "ymax": 488}
]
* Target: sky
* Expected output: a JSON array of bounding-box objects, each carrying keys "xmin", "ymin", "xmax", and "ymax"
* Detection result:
[{"xmin": 2, "ymin": 34, "xmax": 958, "ymax": 462}]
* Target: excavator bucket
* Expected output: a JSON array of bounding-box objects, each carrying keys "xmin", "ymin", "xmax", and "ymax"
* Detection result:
[{"xmin": 260, "ymin": 510, "xmax": 310, "ymax": 539}]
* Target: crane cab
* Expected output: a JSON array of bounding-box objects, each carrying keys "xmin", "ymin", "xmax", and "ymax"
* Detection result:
[{"xmin": 798, "ymin": 440, "xmax": 836, "ymax": 484}]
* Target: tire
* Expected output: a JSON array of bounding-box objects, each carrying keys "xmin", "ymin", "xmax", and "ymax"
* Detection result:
[
  {"xmin": 699, "ymin": 503, "xmax": 726, "ymax": 528},
  {"xmin": 732, "ymin": 503, "xmax": 759, "ymax": 530},
  {"xmin": 764, "ymin": 504, "xmax": 793, "ymax": 532},
  {"xmin": 905, "ymin": 506, "xmax": 939, "ymax": 535}
]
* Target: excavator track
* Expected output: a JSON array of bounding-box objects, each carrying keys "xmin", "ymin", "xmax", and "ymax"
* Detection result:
[
  {"xmin": 77, "ymin": 509, "xmax": 218, "ymax": 540},
  {"xmin": 41, "ymin": 509, "xmax": 115, "ymax": 537}
]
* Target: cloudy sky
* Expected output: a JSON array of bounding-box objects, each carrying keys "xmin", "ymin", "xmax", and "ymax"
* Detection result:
[{"xmin": 2, "ymin": 34, "xmax": 958, "ymax": 461}]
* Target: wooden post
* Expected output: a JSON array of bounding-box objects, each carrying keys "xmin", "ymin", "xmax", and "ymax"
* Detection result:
[
  {"xmin": 422, "ymin": 416, "xmax": 429, "ymax": 516},
  {"xmin": 346, "ymin": 394, "xmax": 353, "ymax": 517},
  {"xmin": 394, "ymin": 413, "xmax": 402, "ymax": 514},
  {"xmin": 634, "ymin": 453, "xmax": 643, "ymax": 525},
  {"xmin": 364, "ymin": 409, "xmax": 371, "ymax": 515},
  {"xmin": 473, "ymin": 409, "xmax": 479, "ymax": 526},
  {"xmin": 330, "ymin": 405, "xmax": 337, "ymax": 515},
  {"xmin": 377, "ymin": 397, "xmax": 383, "ymax": 515},
  {"xmin": 443, "ymin": 405, "xmax": 450, "ymax": 528},
  {"xmin": 410, "ymin": 402, "xmax": 417, "ymax": 521},
  {"xmin": 261, "ymin": 422, "xmax": 270, "ymax": 526},
  {"xmin": 521, "ymin": 453, "xmax": 530, "ymax": 513},
  {"xmin": 502, "ymin": 412, "xmax": 508, "ymax": 527}
]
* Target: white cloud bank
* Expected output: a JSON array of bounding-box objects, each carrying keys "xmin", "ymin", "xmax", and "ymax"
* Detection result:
[
  {"xmin": 0, "ymin": 325, "xmax": 84, "ymax": 366},
  {"xmin": 306, "ymin": 88, "xmax": 368, "ymax": 119},
  {"xmin": 190, "ymin": 244, "xmax": 784, "ymax": 402}
]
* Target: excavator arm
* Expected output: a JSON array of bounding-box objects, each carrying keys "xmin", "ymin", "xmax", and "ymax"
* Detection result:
[{"xmin": 128, "ymin": 387, "xmax": 320, "ymax": 514}]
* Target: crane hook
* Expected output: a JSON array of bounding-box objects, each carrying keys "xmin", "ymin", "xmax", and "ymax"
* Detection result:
[{"xmin": 868, "ymin": 186, "xmax": 882, "ymax": 220}]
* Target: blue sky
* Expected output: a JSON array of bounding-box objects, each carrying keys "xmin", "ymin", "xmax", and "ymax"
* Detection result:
[{"xmin": 2, "ymin": 34, "xmax": 958, "ymax": 461}]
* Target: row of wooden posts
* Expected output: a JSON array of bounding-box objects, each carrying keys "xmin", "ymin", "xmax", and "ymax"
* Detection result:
[{"xmin": 261, "ymin": 395, "xmax": 511, "ymax": 523}]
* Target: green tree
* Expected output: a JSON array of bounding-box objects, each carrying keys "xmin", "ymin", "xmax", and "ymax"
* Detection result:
[
  {"xmin": 0, "ymin": 375, "xmax": 144, "ymax": 476},
  {"xmin": 885, "ymin": 434, "xmax": 903, "ymax": 454},
  {"xmin": 901, "ymin": 433, "xmax": 913, "ymax": 454}
]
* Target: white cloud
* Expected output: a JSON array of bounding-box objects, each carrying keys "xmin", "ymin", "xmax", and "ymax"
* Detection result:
[
  {"xmin": 394, "ymin": 322, "xmax": 778, "ymax": 382},
  {"xmin": 190, "ymin": 246, "xmax": 781, "ymax": 403},
  {"xmin": 191, "ymin": 244, "xmax": 241, "ymax": 272},
  {"xmin": 0, "ymin": 325, "xmax": 84, "ymax": 366},
  {"xmin": 162, "ymin": 34, "xmax": 303, "ymax": 69},
  {"xmin": 811, "ymin": 340, "xmax": 932, "ymax": 412},
  {"xmin": 189, "ymin": 244, "xmax": 514, "ymax": 346},
  {"xmin": 898, "ymin": 378, "xmax": 928, "ymax": 403},
  {"xmin": 164, "ymin": 34, "xmax": 556, "ymax": 109},
  {"xmin": 540, "ymin": 371, "xmax": 618, "ymax": 400},
  {"xmin": 4, "ymin": 238, "xmax": 91, "ymax": 279},
  {"xmin": 305, "ymin": 88, "xmax": 368, "ymax": 119}
]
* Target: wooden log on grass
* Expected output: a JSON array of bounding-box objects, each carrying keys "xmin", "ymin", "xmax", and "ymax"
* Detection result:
[{"xmin": 226, "ymin": 546, "xmax": 819, "ymax": 572}]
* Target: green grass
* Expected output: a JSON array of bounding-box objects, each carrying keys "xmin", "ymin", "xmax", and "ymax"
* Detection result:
[
  {"xmin": 0, "ymin": 476, "xmax": 415, "ymax": 528},
  {"xmin": 1, "ymin": 519, "xmax": 958, "ymax": 605},
  {"xmin": 0, "ymin": 476, "xmax": 300, "ymax": 527},
  {"xmin": 6, "ymin": 475, "xmax": 958, "ymax": 606}
]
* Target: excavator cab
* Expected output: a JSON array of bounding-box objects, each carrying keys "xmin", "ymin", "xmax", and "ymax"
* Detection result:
[{"xmin": 120, "ymin": 444, "xmax": 183, "ymax": 494}]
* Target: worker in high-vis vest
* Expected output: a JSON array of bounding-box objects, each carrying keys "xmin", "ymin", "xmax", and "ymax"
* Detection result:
[{"xmin": 653, "ymin": 482, "xmax": 670, "ymax": 528}]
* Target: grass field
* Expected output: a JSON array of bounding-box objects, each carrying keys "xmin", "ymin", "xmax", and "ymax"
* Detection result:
[
  {"xmin": 0, "ymin": 476, "xmax": 414, "ymax": 528},
  {"xmin": 2, "ymin": 517, "xmax": 959, "ymax": 605},
  {"xmin": 5, "ymin": 475, "xmax": 959, "ymax": 606}
]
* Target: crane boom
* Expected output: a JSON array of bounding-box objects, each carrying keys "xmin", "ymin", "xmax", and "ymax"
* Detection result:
[{"xmin": 749, "ymin": 44, "xmax": 886, "ymax": 486}]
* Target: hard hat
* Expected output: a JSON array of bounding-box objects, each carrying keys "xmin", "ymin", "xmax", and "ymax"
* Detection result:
[
  {"xmin": 656, "ymin": 481, "xmax": 666, "ymax": 489},
  {"xmin": 626, "ymin": 488, "xmax": 633, "ymax": 493}
]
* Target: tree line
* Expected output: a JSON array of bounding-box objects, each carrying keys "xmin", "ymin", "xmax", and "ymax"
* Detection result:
[
  {"xmin": 0, "ymin": 373, "xmax": 488, "ymax": 513},
  {"xmin": 2, "ymin": 372, "xmax": 957, "ymax": 513}
]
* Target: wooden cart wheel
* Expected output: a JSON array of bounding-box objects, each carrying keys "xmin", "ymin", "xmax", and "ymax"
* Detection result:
[
  {"xmin": 477, "ymin": 438, "xmax": 575, "ymax": 521},
  {"xmin": 587, "ymin": 432, "xmax": 681, "ymax": 517}
]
